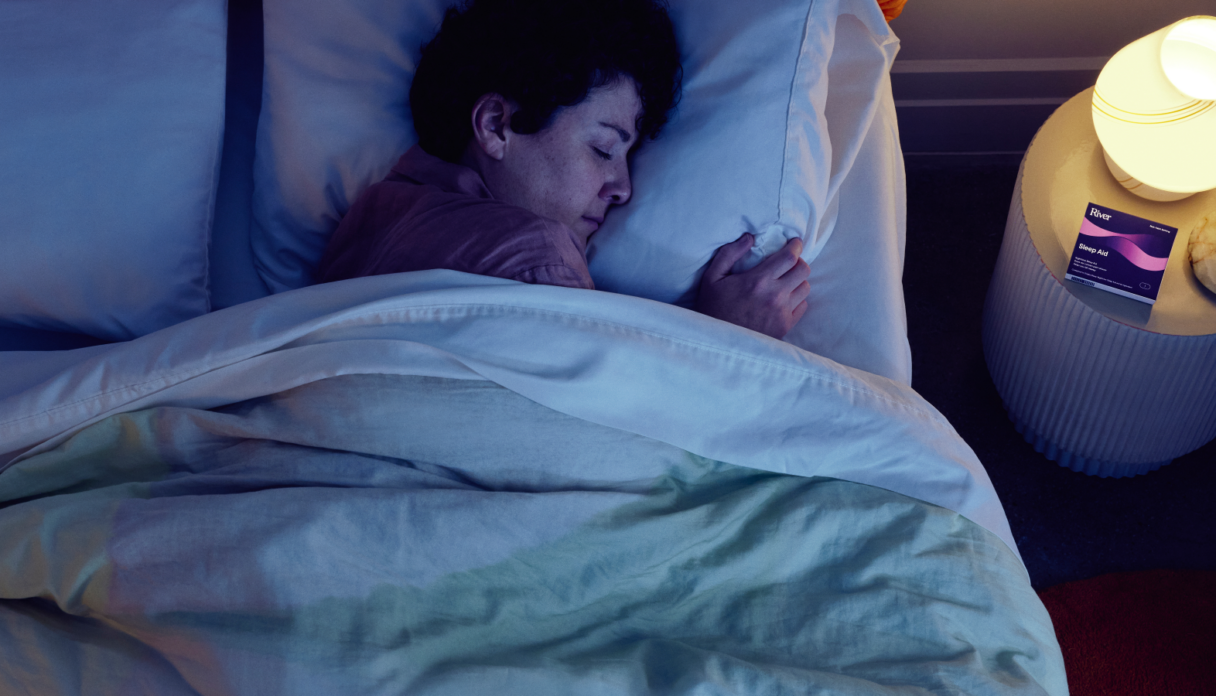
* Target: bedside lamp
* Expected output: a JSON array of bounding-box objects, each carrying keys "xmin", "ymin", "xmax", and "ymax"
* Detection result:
[{"xmin": 1092, "ymin": 16, "xmax": 1216, "ymax": 202}]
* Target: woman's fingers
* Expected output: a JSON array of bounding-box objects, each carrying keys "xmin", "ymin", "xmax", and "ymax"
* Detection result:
[
  {"xmin": 790, "ymin": 302, "xmax": 809, "ymax": 329},
  {"xmin": 779, "ymin": 256, "xmax": 810, "ymax": 287},
  {"xmin": 791, "ymin": 279, "xmax": 812, "ymax": 308},
  {"xmin": 695, "ymin": 233, "xmax": 812, "ymax": 340},
  {"xmin": 755, "ymin": 236, "xmax": 805, "ymax": 278},
  {"xmin": 703, "ymin": 232, "xmax": 754, "ymax": 285},
  {"xmin": 791, "ymin": 298, "xmax": 809, "ymax": 326}
]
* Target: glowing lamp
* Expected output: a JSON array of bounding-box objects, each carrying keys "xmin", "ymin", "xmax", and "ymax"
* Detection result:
[{"xmin": 1093, "ymin": 16, "xmax": 1216, "ymax": 202}]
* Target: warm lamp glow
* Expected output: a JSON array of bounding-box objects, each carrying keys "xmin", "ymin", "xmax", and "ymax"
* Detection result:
[
  {"xmin": 1093, "ymin": 16, "xmax": 1216, "ymax": 202},
  {"xmin": 1161, "ymin": 17, "xmax": 1216, "ymax": 100}
]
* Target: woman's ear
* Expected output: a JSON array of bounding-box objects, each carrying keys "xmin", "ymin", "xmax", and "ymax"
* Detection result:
[{"xmin": 469, "ymin": 93, "xmax": 514, "ymax": 161}]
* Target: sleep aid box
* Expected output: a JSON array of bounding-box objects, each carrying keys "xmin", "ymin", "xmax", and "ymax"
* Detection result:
[{"xmin": 1064, "ymin": 203, "xmax": 1177, "ymax": 305}]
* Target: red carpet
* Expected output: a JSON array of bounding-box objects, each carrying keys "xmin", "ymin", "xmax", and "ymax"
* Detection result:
[{"xmin": 1038, "ymin": 569, "xmax": 1216, "ymax": 696}]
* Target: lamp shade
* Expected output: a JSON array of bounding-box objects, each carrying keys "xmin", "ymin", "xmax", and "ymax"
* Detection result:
[{"xmin": 1093, "ymin": 16, "xmax": 1216, "ymax": 202}]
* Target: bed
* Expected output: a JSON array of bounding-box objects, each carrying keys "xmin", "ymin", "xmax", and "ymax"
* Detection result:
[{"xmin": 0, "ymin": 0, "xmax": 1067, "ymax": 693}]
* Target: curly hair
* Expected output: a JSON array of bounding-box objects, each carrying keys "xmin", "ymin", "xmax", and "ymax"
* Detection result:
[{"xmin": 409, "ymin": 0, "xmax": 682, "ymax": 163}]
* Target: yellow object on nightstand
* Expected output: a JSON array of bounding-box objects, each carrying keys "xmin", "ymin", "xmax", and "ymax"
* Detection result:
[{"xmin": 1190, "ymin": 212, "xmax": 1216, "ymax": 294}]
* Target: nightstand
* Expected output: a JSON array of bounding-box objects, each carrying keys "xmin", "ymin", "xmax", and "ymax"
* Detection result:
[{"xmin": 982, "ymin": 88, "xmax": 1216, "ymax": 477}]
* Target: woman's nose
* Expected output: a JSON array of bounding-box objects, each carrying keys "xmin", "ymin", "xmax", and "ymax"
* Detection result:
[{"xmin": 603, "ymin": 164, "xmax": 631, "ymax": 205}]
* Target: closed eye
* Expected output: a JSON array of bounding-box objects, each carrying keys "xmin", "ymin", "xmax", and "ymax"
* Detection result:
[{"xmin": 593, "ymin": 147, "xmax": 612, "ymax": 161}]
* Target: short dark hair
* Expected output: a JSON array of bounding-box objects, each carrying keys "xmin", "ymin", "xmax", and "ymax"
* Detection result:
[{"xmin": 409, "ymin": 0, "xmax": 682, "ymax": 163}]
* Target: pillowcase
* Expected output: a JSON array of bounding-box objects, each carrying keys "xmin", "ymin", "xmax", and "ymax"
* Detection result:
[
  {"xmin": 0, "ymin": 0, "xmax": 227, "ymax": 341},
  {"xmin": 588, "ymin": 0, "xmax": 898, "ymax": 306},
  {"xmin": 252, "ymin": 0, "xmax": 451, "ymax": 293},
  {"xmin": 250, "ymin": 0, "xmax": 896, "ymax": 307}
]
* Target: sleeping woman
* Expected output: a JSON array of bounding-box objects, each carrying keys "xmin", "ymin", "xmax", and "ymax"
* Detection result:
[{"xmin": 315, "ymin": 0, "xmax": 811, "ymax": 339}]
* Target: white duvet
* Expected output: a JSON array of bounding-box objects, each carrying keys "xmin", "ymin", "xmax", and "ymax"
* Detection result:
[
  {"xmin": 0, "ymin": 272, "xmax": 1067, "ymax": 694},
  {"xmin": 3, "ymin": 271, "xmax": 1015, "ymax": 558}
]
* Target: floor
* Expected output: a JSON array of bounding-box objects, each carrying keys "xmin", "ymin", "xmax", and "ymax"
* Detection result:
[{"xmin": 901, "ymin": 155, "xmax": 1216, "ymax": 591}]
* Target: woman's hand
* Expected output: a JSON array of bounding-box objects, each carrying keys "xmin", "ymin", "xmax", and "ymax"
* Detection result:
[{"xmin": 695, "ymin": 233, "xmax": 811, "ymax": 339}]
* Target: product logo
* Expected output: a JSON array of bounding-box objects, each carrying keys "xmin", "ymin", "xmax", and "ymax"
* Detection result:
[{"xmin": 1089, "ymin": 208, "xmax": 1112, "ymax": 221}]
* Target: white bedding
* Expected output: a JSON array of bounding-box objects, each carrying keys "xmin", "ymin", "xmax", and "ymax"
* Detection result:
[
  {"xmin": 786, "ymin": 70, "xmax": 910, "ymax": 383},
  {"xmin": 0, "ymin": 0, "xmax": 227, "ymax": 340},
  {"xmin": 0, "ymin": 271, "xmax": 1067, "ymax": 694},
  {"xmin": 1, "ymin": 378, "xmax": 1064, "ymax": 694},
  {"xmin": 1, "ymin": 270, "xmax": 1005, "ymax": 559}
]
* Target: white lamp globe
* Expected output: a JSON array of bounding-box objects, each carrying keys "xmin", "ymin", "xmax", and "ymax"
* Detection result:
[
  {"xmin": 1093, "ymin": 16, "xmax": 1216, "ymax": 202},
  {"xmin": 1162, "ymin": 16, "xmax": 1216, "ymax": 100}
]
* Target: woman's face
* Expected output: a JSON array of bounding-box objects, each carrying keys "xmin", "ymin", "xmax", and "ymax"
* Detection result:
[{"xmin": 478, "ymin": 79, "xmax": 642, "ymax": 243}]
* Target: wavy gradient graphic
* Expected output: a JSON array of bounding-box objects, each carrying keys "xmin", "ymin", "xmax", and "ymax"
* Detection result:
[{"xmin": 1078, "ymin": 219, "xmax": 1170, "ymax": 272}]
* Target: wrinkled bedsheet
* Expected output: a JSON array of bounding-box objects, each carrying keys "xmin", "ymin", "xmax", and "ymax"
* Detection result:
[{"xmin": 0, "ymin": 272, "xmax": 1066, "ymax": 694}]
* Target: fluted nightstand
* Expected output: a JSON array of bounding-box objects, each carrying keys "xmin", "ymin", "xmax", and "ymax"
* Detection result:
[{"xmin": 982, "ymin": 88, "xmax": 1216, "ymax": 477}]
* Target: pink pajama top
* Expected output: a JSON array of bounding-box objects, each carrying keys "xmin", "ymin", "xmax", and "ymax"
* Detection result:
[{"xmin": 315, "ymin": 145, "xmax": 595, "ymax": 290}]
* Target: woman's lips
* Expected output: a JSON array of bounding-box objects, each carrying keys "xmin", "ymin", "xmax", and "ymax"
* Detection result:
[{"xmin": 583, "ymin": 216, "xmax": 603, "ymax": 231}]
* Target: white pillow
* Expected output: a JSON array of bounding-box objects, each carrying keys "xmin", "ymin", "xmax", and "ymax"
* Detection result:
[
  {"xmin": 0, "ymin": 0, "xmax": 227, "ymax": 341},
  {"xmin": 250, "ymin": 0, "xmax": 896, "ymax": 305},
  {"xmin": 252, "ymin": 0, "xmax": 452, "ymax": 293},
  {"xmin": 590, "ymin": 0, "xmax": 898, "ymax": 306}
]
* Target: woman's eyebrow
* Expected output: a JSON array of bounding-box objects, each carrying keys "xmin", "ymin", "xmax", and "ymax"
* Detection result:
[{"xmin": 598, "ymin": 122, "xmax": 633, "ymax": 144}]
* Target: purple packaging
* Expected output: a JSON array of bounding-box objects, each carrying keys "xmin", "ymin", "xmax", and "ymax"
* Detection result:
[{"xmin": 1064, "ymin": 202, "xmax": 1177, "ymax": 305}]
